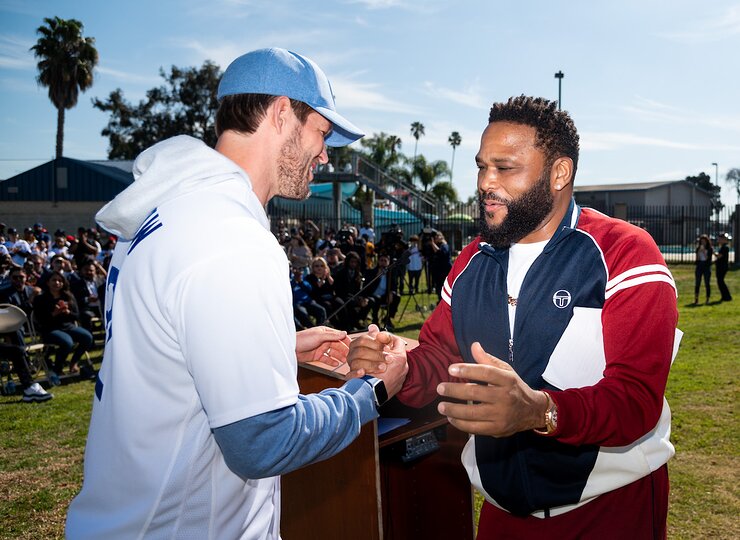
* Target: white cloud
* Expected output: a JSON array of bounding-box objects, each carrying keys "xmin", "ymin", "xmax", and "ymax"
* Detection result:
[
  {"xmin": 658, "ymin": 5, "xmax": 740, "ymax": 43},
  {"xmin": 581, "ymin": 131, "xmax": 740, "ymax": 152},
  {"xmin": 96, "ymin": 66, "xmax": 161, "ymax": 86},
  {"xmin": 185, "ymin": 0, "xmax": 257, "ymax": 19},
  {"xmin": 174, "ymin": 32, "xmax": 340, "ymax": 68},
  {"xmin": 344, "ymin": 0, "xmax": 443, "ymax": 14},
  {"xmin": 621, "ymin": 95, "xmax": 740, "ymax": 133},
  {"xmin": 423, "ymin": 80, "xmax": 488, "ymax": 110},
  {"xmin": 331, "ymin": 76, "xmax": 420, "ymax": 114},
  {"xmin": 0, "ymin": 35, "xmax": 34, "ymax": 70},
  {"xmin": 347, "ymin": 0, "xmax": 406, "ymax": 9}
]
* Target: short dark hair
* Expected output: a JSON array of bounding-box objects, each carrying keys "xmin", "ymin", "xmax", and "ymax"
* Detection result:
[
  {"xmin": 215, "ymin": 93, "xmax": 316, "ymax": 137},
  {"xmin": 488, "ymin": 96, "xmax": 579, "ymax": 182}
]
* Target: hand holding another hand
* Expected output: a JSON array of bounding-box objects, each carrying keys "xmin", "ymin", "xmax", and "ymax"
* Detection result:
[
  {"xmin": 347, "ymin": 325, "xmax": 408, "ymax": 399},
  {"xmin": 295, "ymin": 326, "xmax": 351, "ymax": 367}
]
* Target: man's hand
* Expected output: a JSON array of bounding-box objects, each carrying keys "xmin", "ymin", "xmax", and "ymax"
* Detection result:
[
  {"xmin": 436, "ymin": 342, "xmax": 549, "ymax": 438},
  {"xmin": 295, "ymin": 326, "xmax": 351, "ymax": 367},
  {"xmin": 346, "ymin": 325, "xmax": 408, "ymax": 398}
]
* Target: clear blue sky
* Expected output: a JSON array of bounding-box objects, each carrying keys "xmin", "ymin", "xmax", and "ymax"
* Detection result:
[{"xmin": 1, "ymin": 0, "xmax": 739, "ymax": 206}]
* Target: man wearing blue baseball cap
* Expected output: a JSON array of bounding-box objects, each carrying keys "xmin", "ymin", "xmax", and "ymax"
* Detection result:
[{"xmin": 67, "ymin": 48, "xmax": 407, "ymax": 539}]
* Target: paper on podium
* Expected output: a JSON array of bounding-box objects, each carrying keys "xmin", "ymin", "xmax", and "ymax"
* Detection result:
[
  {"xmin": 541, "ymin": 306, "xmax": 684, "ymax": 390},
  {"xmin": 300, "ymin": 358, "xmax": 351, "ymax": 379}
]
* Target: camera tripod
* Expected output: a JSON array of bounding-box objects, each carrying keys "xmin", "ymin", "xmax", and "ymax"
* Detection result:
[{"xmin": 396, "ymin": 265, "xmax": 429, "ymax": 322}]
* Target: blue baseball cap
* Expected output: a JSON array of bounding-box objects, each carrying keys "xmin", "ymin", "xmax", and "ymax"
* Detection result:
[{"xmin": 217, "ymin": 48, "xmax": 364, "ymax": 147}]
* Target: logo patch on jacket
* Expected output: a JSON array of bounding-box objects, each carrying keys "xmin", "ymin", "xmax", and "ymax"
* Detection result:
[{"xmin": 553, "ymin": 290, "xmax": 572, "ymax": 308}]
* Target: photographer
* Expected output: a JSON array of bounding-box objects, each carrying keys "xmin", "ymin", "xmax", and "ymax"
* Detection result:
[
  {"xmin": 336, "ymin": 229, "xmax": 365, "ymax": 270},
  {"xmin": 376, "ymin": 225, "xmax": 409, "ymax": 293},
  {"xmin": 428, "ymin": 231, "xmax": 452, "ymax": 300}
]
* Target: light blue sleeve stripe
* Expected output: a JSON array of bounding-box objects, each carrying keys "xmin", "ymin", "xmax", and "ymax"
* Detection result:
[{"xmin": 212, "ymin": 378, "xmax": 377, "ymax": 479}]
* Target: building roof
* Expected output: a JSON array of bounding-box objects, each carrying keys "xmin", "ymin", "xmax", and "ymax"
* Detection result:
[
  {"xmin": 574, "ymin": 179, "xmax": 713, "ymax": 195},
  {"xmin": 574, "ymin": 180, "xmax": 680, "ymax": 192},
  {"xmin": 0, "ymin": 158, "xmax": 134, "ymax": 201}
]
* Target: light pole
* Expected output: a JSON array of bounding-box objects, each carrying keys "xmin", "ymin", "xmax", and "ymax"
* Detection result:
[
  {"xmin": 554, "ymin": 71, "xmax": 564, "ymax": 110},
  {"xmin": 711, "ymin": 162, "xmax": 718, "ymax": 186}
]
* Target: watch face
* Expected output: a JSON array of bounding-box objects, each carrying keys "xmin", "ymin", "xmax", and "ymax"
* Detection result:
[{"xmin": 373, "ymin": 379, "xmax": 389, "ymax": 407}]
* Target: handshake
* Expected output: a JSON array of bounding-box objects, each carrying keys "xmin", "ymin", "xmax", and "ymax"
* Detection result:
[
  {"xmin": 296, "ymin": 325, "xmax": 547, "ymax": 438},
  {"xmin": 294, "ymin": 324, "xmax": 409, "ymax": 401},
  {"xmin": 345, "ymin": 324, "xmax": 409, "ymax": 400}
]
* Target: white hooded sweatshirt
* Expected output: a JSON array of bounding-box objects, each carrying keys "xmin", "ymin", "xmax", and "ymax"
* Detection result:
[{"xmin": 67, "ymin": 136, "xmax": 298, "ymax": 540}]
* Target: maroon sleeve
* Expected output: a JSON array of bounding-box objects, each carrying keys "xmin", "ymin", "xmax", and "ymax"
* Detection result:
[
  {"xmin": 396, "ymin": 240, "xmax": 481, "ymax": 408},
  {"xmin": 552, "ymin": 218, "xmax": 678, "ymax": 447}
]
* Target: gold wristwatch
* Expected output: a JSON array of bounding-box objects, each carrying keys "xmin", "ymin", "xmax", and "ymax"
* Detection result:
[{"xmin": 533, "ymin": 391, "xmax": 558, "ymax": 435}]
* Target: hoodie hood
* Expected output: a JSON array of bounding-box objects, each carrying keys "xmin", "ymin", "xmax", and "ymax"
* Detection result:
[{"xmin": 96, "ymin": 135, "xmax": 259, "ymax": 240}]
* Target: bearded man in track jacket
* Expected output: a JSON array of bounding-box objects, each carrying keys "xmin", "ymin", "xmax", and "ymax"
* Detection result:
[{"xmin": 350, "ymin": 95, "xmax": 680, "ymax": 539}]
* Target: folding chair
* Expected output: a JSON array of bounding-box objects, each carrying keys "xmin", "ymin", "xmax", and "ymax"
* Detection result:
[{"xmin": 0, "ymin": 303, "xmax": 53, "ymax": 389}]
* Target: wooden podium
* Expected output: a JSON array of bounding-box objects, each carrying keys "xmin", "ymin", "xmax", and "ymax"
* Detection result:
[{"xmin": 281, "ymin": 364, "xmax": 475, "ymax": 539}]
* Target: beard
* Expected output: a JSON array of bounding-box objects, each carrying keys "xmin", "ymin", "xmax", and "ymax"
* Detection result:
[
  {"xmin": 478, "ymin": 169, "xmax": 554, "ymax": 249},
  {"xmin": 277, "ymin": 125, "xmax": 313, "ymax": 201}
]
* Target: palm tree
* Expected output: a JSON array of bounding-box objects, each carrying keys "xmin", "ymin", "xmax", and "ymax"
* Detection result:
[
  {"xmin": 410, "ymin": 121, "xmax": 425, "ymax": 162},
  {"xmin": 360, "ymin": 132, "xmax": 403, "ymax": 170},
  {"xmin": 411, "ymin": 155, "xmax": 450, "ymax": 193},
  {"xmin": 31, "ymin": 16, "xmax": 98, "ymax": 159},
  {"xmin": 447, "ymin": 131, "xmax": 462, "ymax": 182},
  {"xmin": 430, "ymin": 180, "xmax": 458, "ymax": 206}
]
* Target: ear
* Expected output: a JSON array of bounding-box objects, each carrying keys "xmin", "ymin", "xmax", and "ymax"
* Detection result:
[
  {"xmin": 550, "ymin": 157, "xmax": 573, "ymax": 191},
  {"xmin": 268, "ymin": 96, "xmax": 294, "ymax": 136}
]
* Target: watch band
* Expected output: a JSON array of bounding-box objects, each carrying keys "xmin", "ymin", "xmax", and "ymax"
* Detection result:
[{"xmin": 533, "ymin": 391, "xmax": 558, "ymax": 435}]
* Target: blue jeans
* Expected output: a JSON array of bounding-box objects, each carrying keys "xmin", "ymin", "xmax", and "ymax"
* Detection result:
[{"xmin": 44, "ymin": 327, "xmax": 94, "ymax": 373}]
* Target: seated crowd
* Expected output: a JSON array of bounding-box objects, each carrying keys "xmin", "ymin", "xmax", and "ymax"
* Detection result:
[
  {"xmin": 0, "ymin": 218, "xmax": 453, "ymax": 398},
  {"xmin": 277, "ymin": 219, "xmax": 453, "ymax": 332},
  {"xmin": 0, "ymin": 222, "xmax": 114, "ymax": 402}
]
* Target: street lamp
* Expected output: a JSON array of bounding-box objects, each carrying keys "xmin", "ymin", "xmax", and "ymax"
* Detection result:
[
  {"xmin": 711, "ymin": 162, "xmax": 718, "ymax": 186},
  {"xmin": 554, "ymin": 71, "xmax": 564, "ymax": 110}
]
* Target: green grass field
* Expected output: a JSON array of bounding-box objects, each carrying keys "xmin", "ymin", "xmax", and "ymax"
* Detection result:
[{"xmin": 0, "ymin": 266, "xmax": 737, "ymax": 539}]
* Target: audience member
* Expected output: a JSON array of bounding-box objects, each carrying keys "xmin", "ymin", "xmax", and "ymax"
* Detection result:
[
  {"xmin": 306, "ymin": 256, "xmax": 347, "ymax": 329},
  {"xmin": 428, "ymin": 231, "xmax": 452, "ymax": 300},
  {"xmin": 6, "ymin": 228, "xmax": 32, "ymax": 267},
  {"xmin": 70, "ymin": 259, "xmax": 106, "ymax": 332},
  {"xmin": 32, "ymin": 222, "xmax": 52, "ymax": 245},
  {"xmin": 0, "ymin": 342, "xmax": 53, "ymax": 402},
  {"xmin": 286, "ymin": 235, "xmax": 313, "ymax": 270},
  {"xmin": 694, "ymin": 234, "xmax": 713, "ymax": 304},
  {"xmin": 715, "ymin": 233, "xmax": 732, "ymax": 302},
  {"xmin": 32, "ymin": 271, "xmax": 94, "ymax": 378},
  {"xmin": 0, "ymin": 254, "xmax": 13, "ymax": 288},
  {"xmin": 359, "ymin": 221, "xmax": 375, "ymax": 243},
  {"xmin": 336, "ymin": 228, "xmax": 366, "ymax": 269},
  {"xmin": 69, "ymin": 227, "xmax": 99, "ymax": 268},
  {"xmin": 0, "ymin": 267, "xmax": 41, "ymax": 352},
  {"xmin": 38, "ymin": 255, "xmax": 71, "ymax": 291},
  {"xmin": 315, "ymin": 228, "xmax": 337, "ymax": 255},
  {"xmin": 406, "ymin": 235, "xmax": 423, "ymax": 294},
  {"xmin": 23, "ymin": 228, "xmax": 40, "ymax": 254},
  {"xmin": 364, "ymin": 253, "xmax": 401, "ymax": 330},
  {"xmin": 49, "ymin": 230, "xmax": 71, "ymax": 259},
  {"xmin": 333, "ymin": 251, "xmax": 372, "ymax": 330},
  {"xmin": 325, "ymin": 247, "xmax": 345, "ymax": 275},
  {"xmin": 290, "ymin": 265, "xmax": 327, "ymax": 330},
  {"xmin": 0, "ymin": 267, "xmax": 40, "ymax": 316}
]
